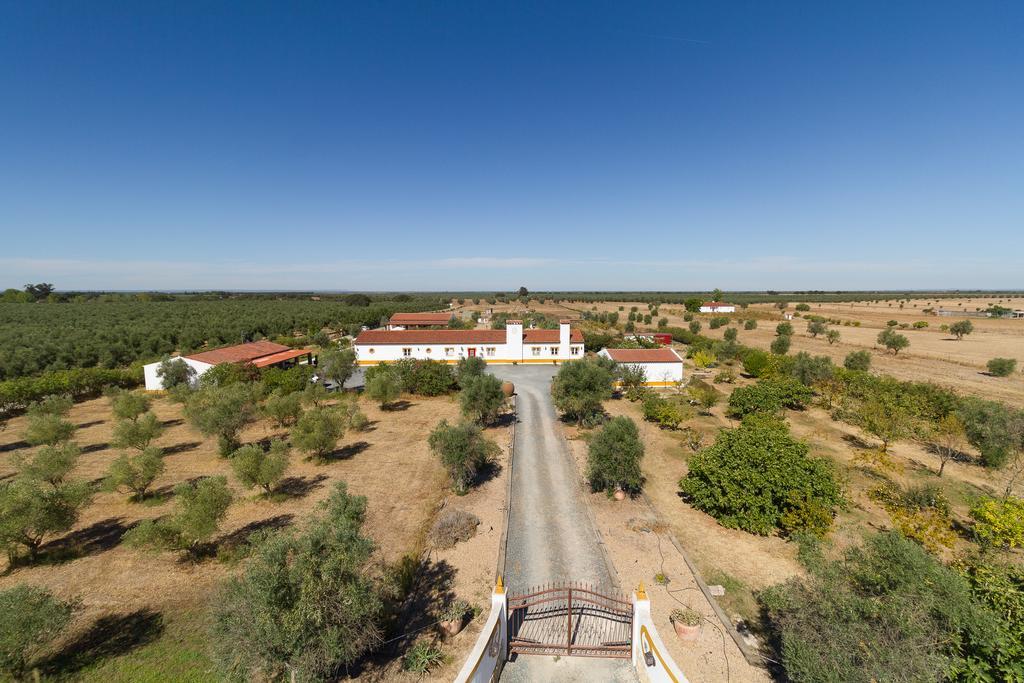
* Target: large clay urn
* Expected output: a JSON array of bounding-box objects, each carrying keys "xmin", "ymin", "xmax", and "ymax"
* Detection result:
[{"xmin": 501, "ymin": 381, "xmax": 515, "ymax": 397}]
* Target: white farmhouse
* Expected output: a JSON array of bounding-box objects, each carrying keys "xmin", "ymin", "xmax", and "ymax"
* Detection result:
[
  {"xmin": 143, "ymin": 341, "xmax": 315, "ymax": 390},
  {"xmin": 597, "ymin": 347, "xmax": 685, "ymax": 387},
  {"xmin": 355, "ymin": 320, "xmax": 584, "ymax": 365},
  {"xmin": 699, "ymin": 301, "xmax": 736, "ymax": 314}
]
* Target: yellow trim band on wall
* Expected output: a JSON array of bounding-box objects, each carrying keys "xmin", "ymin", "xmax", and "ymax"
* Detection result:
[{"xmin": 640, "ymin": 625, "xmax": 680, "ymax": 683}]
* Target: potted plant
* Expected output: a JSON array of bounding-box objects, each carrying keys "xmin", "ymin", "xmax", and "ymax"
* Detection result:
[
  {"xmin": 439, "ymin": 600, "xmax": 471, "ymax": 638},
  {"xmin": 613, "ymin": 486, "xmax": 627, "ymax": 501},
  {"xmin": 669, "ymin": 607, "xmax": 701, "ymax": 641}
]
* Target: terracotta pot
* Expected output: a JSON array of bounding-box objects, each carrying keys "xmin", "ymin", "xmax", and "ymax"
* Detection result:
[
  {"xmin": 672, "ymin": 620, "xmax": 700, "ymax": 641},
  {"xmin": 440, "ymin": 618, "xmax": 464, "ymax": 638},
  {"xmin": 501, "ymin": 381, "xmax": 515, "ymax": 397},
  {"xmin": 613, "ymin": 488, "xmax": 627, "ymax": 501}
]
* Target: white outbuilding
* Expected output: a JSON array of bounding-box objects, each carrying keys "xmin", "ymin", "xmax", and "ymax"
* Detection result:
[
  {"xmin": 699, "ymin": 301, "xmax": 736, "ymax": 313},
  {"xmin": 597, "ymin": 347, "xmax": 685, "ymax": 387},
  {"xmin": 143, "ymin": 341, "xmax": 315, "ymax": 390}
]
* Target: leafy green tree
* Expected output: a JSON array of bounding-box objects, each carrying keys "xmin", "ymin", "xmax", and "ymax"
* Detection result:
[
  {"xmin": 617, "ymin": 364, "xmax": 647, "ymax": 395},
  {"xmin": 0, "ymin": 584, "xmax": 75, "ymax": 679},
  {"xmin": 184, "ymin": 383, "xmax": 260, "ymax": 455},
  {"xmin": 658, "ymin": 317, "xmax": 668, "ymax": 328},
  {"xmin": 806, "ymin": 320, "xmax": 828, "ymax": 338},
  {"xmin": 843, "ymin": 350, "xmax": 871, "ymax": 372},
  {"xmin": 761, "ymin": 532, "xmax": 1005, "ymax": 683},
  {"xmin": 259, "ymin": 364, "xmax": 314, "ymax": 394},
  {"xmin": 825, "ymin": 329, "xmax": 840, "ymax": 345},
  {"xmin": 877, "ymin": 328, "xmax": 909, "ymax": 355},
  {"xmin": 551, "ymin": 359, "xmax": 614, "ymax": 425},
  {"xmin": 231, "ymin": 441, "xmax": 290, "ymax": 495},
  {"xmin": 24, "ymin": 413, "xmax": 75, "ymax": 447},
  {"xmin": 106, "ymin": 447, "xmax": 165, "ymax": 500},
  {"xmin": 0, "ymin": 477, "xmax": 92, "ymax": 562},
  {"xmin": 930, "ymin": 413, "xmax": 966, "ymax": 477},
  {"xmin": 318, "ymin": 347, "xmax": 357, "ymax": 388},
  {"xmin": 428, "ymin": 420, "xmax": 500, "ymax": 494},
  {"xmin": 723, "ymin": 327, "xmax": 738, "ymax": 342},
  {"xmin": 688, "ymin": 320, "xmax": 701, "ymax": 334},
  {"xmin": 458, "ymin": 374, "xmax": 506, "ymax": 426},
  {"xmin": 125, "ymin": 476, "xmax": 233, "ymax": 553},
  {"xmin": 262, "ymin": 390, "xmax": 304, "ymax": 428},
  {"xmin": 111, "ymin": 411, "xmax": 163, "ymax": 451},
  {"xmin": 199, "ymin": 362, "xmax": 261, "ymax": 390},
  {"xmin": 365, "ymin": 368, "xmax": 402, "ymax": 408},
  {"xmin": 16, "ymin": 442, "xmax": 81, "ymax": 487},
  {"xmin": 987, "ymin": 357, "xmax": 1017, "ymax": 377},
  {"xmin": 727, "ymin": 378, "xmax": 814, "ymax": 418},
  {"xmin": 681, "ymin": 415, "xmax": 842, "ymax": 536},
  {"xmin": 795, "ymin": 303, "xmax": 811, "ymax": 311},
  {"xmin": 950, "ymin": 319, "xmax": 974, "ymax": 340},
  {"xmin": 956, "ymin": 396, "xmax": 1024, "ymax": 469},
  {"xmin": 455, "ymin": 356, "xmax": 487, "ymax": 388},
  {"xmin": 744, "ymin": 319, "xmax": 757, "ymax": 330},
  {"xmin": 683, "ymin": 297, "xmax": 702, "ymax": 313},
  {"xmin": 586, "ymin": 416, "xmax": 645, "ymax": 495},
  {"xmin": 851, "ymin": 397, "xmax": 913, "ymax": 452},
  {"xmin": 790, "ymin": 352, "xmax": 834, "ymax": 387},
  {"xmin": 741, "ymin": 349, "xmax": 771, "ymax": 377},
  {"xmin": 776, "ymin": 322, "xmax": 794, "ymax": 337},
  {"xmin": 771, "ymin": 335, "xmax": 792, "ymax": 355},
  {"xmin": 211, "ymin": 482, "xmax": 384, "ymax": 682},
  {"xmin": 291, "ymin": 407, "xmax": 346, "ymax": 461},
  {"xmin": 156, "ymin": 357, "xmax": 196, "ymax": 389},
  {"xmin": 109, "ymin": 390, "xmax": 151, "ymax": 421}
]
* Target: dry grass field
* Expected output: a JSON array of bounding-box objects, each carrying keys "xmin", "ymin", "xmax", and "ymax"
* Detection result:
[{"xmin": 0, "ymin": 390, "xmax": 507, "ymax": 681}]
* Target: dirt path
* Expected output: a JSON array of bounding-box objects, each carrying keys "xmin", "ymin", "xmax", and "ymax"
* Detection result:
[{"xmin": 487, "ymin": 365, "xmax": 635, "ymax": 682}]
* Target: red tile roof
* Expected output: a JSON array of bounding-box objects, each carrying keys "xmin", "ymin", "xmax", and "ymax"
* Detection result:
[
  {"xmin": 523, "ymin": 329, "xmax": 584, "ymax": 343},
  {"xmin": 185, "ymin": 341, "xmax": 292, "ymax": 365},
  {"xmin": 603, "ymin": 348, "xmax": 683, "ymax": 363},
  {"xmin": 354, "ymin": 327, "xmax": 583, "ymax": 345},
  {"xmin": 252, "ymin": 348, "xmax": 315, "ymax": 368}
]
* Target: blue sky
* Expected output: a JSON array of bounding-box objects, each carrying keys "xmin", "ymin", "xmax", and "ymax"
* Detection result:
[{"xmin": 1, "ymin": 1, "xmax": 1021, "ymax": 291}]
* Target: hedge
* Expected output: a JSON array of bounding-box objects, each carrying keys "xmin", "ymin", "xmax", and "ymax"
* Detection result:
[{"xmin": 0, "ymin": 367, "xmax": 142, "ymax": 415}]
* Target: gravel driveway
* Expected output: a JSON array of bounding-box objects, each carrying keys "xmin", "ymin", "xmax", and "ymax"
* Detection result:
[{"xmin": 487, "ymin": 365, "xmax": 636, "ymax": 682}]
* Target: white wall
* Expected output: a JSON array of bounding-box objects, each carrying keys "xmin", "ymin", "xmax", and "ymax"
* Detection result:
[
  {"xmin": 454, "ymin": 588, "xmax": 507, "ymax": 683},
  {"xmin": 596, "ymin": 350, "xmax": 684, "ymax": 387},
  {"xmin": 632, "ymin": 592, "xmax": 690, "ymax": 683},
  {"xmin": 143, "ymin": 357, "xmax": 212, "ymax": 390},
  {"xmin": 355, "ymin": 323, "xmax": 583, "ymax": 365},
  {"xmin": 699, "ymin": 305, "xmax": 735, "ymax": 313}
]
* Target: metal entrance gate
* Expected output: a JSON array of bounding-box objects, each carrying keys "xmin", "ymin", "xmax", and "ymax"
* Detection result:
[{"xmin": 507, "ymin": 582, "xmax": 632, "ymax": 659}]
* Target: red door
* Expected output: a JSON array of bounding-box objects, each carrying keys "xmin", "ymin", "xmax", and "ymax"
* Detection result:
[{"xmin": 467, "ymin": 348, "xmax": 476, "ymax": 357}]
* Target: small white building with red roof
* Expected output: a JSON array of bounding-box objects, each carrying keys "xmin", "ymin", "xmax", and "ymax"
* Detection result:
[
  {"xmin": 597, "ymin": 347, "xmax": 685, "ymax": 387},
  {"xmin": 355, "ymin": 320, "xmax": 584, "ymax": 365},
  {"xmin": 143, "ymin": 341, "xmax": 315, "ymax": 390}
]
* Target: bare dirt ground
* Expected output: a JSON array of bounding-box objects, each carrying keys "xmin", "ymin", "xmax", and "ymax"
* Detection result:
[{"xmin": 0, "ymin": 391, "xmax": 506, "ymax": 680}]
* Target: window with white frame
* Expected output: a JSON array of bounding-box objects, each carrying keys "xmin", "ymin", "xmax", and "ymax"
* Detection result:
[
  {"xmin": 571, "ymin": 346, "xmax": 580, "ymax": 355},
  {"xmin": 402, "ymin": 348, "xmax": 412, "ymax": 357},
  {"xmin": 532, "ymin": 347, "xmax": 541, "ymax": 356},
  {"xmin": 549, "ymin": 346, "xmax": 559, "ymax": 355},
  {"xmin": 444, "ymin": 347, "xmax": 454, "ymax": 356},
  {"xmin": 486, "ymin": 347, "xmax": 496, "ymax": 356}
]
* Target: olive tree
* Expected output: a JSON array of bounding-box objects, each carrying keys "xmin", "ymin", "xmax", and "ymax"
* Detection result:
[
  {"xmin": 109, "ymin": 390, "xmax": 151, "ymax": 421},
  {"xmin": 586, "ymin": 416, "xmax": 645, "ymax": 495},
  {"xmin": 950, "ymin": 319, "xmax": 974, "ymax": 340},
  {"xmin": 111, "ymin": 411, "xmax": 163, "ymax": 451},
  {"xmin": 106, "ymin": 447, "xmax": 165, "ymax": 500},
  {"xmin": 551, "ymin": 359, "xmax": 614, "ymax": 426},
  {"xmin": 156, "ymin": 357, "xmax": 197, "ymax": 389},
  {"xmin": 0, "ymin": 585, "xmax": 75, "ymax": 679},
  {"xmin": 125, "ymin": 476, "xmax": 233, "ymax": 553},
  {"xmin": 807, "ymin": 320, "xmax": 828, "ymax": 338},
  {"xmin": 877, "ymin": 328, "xmax": 909, "ymax": 355},
  {"xmin": 184, "ymin": 383, "xmax": 260, "ymax": 456},
  {"xmin": 318, "ymin": 347, "xmax": 357, "ymax": 388},
  {"xmin": 262, "ymin": 390, "xmax": 304, "ymax": 428},
  {"xmin": 771, "ymin": 335, "xmax": 792, "ymax": 355},
  {"xmin": 844, "ymin": 350, "xmax": 871, "ymax": 371},
  {"xmin": 458, "ymin": 374, "xmax": 506, "ymax": 425},
  {"xmin": 365, "ymin": 368, "xmax": 402, "ymax": 408},
  {"xmin": 825, "ymin": 329, "xmax": 841, "ymax": 345},
  {"xmin": 24, "ymin": 413, "xmax": 75, "ymax": 447},
  {"xmin": 455, "ymin": 355, "xmax": 487, "ymax": 388},
  {"xmin": 231, "ymin": 441, "xmax": 290, "ymax": 495},
  {"xmin": 16, "ymin": 442, "xmax": 81, "ymax": 487},
  {"xmin": 428, "ymin": 420, "xmax": 501, "ymax": 494},
  {"xmin": 0, "ymin": 477, "xmax": 92, "ymax": 562},
  {"xmin": 291, "ymin": 406, "xmax": 346, "ymax": 461}
]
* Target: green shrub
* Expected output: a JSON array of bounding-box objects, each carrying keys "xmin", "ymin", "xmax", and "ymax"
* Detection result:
[
  {"xmin": 709, "ymin": 316, "xmax": 729, "ymax": 329},
  {"xmin": 455, "ymin": 356, "xmax": 487, "ymax": 388},
  {"xmin": 795, "ymin": 303, "xmax": 811, "ymax": 311},
  {"xmin": 970, "ymin": 496, "xmax": 1024, "ymax": 549},
  {"xmin": 403, "ymin": 642, "xmax": 445, "ymax": 674},
  {"xmin": 111, "ymin": 411, "xmax": 163, "ymax": 451},
  {"xmin": 956, "ymin": 396, "xmax": 1024, "ymax": 469},
  {"xmin": 723, "ymin": 327, "xmax": 738, "ymax": 342},
  {"xmin": 109, "ymin": 389, "xmax": 150, "ymax": 421},
  {"xmin": 428, "ymin": 420, "xmax": 500, "ymax": 494},
  {"xmin": 987, "ymin": 357, "xmax": 1017, "ymax": 377},
  {"xmin": 680, "ymin": 415, "xmax": 842, "ymax": 536},
  {"xmin": 741, "ymin": 349, "xmax": 771, "ymax": 377},
  {"xmin": 687, "ymin": 379, "xmax": 721, "ymax": 415},
  {"xmin": 587, "ymin": 416, "xmax": 645, "ymax": 495},
  {"xmin": 259, "ymin": 363, "xmax": 315, "ymax": 394},
  {"xmin": 726, "ymin": 378, "xmax": 814, "ymax": 418},
  {"xmin": 744, "ymin": 319, "xmax": 757, "ymax": 330},
  {"xmin": 0, "ymin": 367, "xmax": 141, "ymax": 415},
  {"xmin": 775, "ymin": 322, "xmax": 794, "ymax": 337},
  {"xmin": 843, "ymin": 350, "xmax": 871, "ymax": 372},
  {"xmin": 23, "ymin": 413, "xmax": 75, "ymax": 447},
  {"xmin": 0, "ymin": 585, "xmax": 75, "ymax": 679},
  {"xmin": 760, "ymin": 532, "xmax": 1004, "ymax": 683},
  {"xmin": 688, "ymin": 320, "xmax": 701, "ymax": 334},
  {"xmin": 641, "ymin": 394, "xmax": 690, "ymax": 430},
  {"xmin": 184, "ymin": 383, "xmax": 260, "ymax": 456},
  {"xmin": 790, "ymin": 352, "xmax": 834, "ymax": 387},
  {"xmin": 106, "ymin": 447, "xmax": 165, "ymax": 500},
  {"xmin": 211, "ymin": 482, "xmax": 384, "ymax": 681},
  {"xmin": 364, "ymin": 366, "xmax": 402, "ymax": 407},
  {"xmin": 551, "ymin": 359, "xmax": 614, "ymax": 426},
  {"xmin": 262, "ymin": 390, "xmax": 304, "ymax": 427}
]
